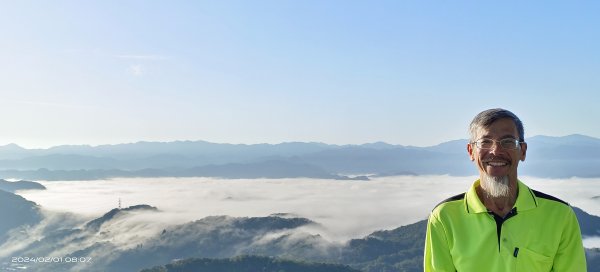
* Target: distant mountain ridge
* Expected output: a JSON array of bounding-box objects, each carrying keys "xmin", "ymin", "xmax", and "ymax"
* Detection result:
[
  {"xmin": 0, "ymin": 179, "xmax": 46, "ymax": 192},
  {"xmin": 1, "ymin": 134, "xmax": 599, "ymax": 180}
]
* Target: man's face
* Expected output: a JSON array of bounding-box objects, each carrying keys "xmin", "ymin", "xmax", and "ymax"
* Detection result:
[{"xmin": 467, "ymin": 118, "xmax": 527, "ymax": 181}]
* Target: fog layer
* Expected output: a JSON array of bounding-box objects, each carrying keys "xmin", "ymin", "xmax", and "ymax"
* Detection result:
[{"xmin": 17, "ymin": 176, "xmax": 600, "ymax": 242}]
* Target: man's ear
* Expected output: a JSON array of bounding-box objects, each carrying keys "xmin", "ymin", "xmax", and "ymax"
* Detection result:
[
  {"xmin": 520, "ymin": 142, "xmax": 527, "ymax": 161},
  {"xmin": 467, "ymin": 143, "xmax": 474, "ymax": 161}
]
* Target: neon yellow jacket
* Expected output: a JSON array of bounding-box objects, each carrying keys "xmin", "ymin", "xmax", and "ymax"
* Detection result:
[{"xmin": 424, "ymin": 179, "xmax": 586, "ymax": 272}]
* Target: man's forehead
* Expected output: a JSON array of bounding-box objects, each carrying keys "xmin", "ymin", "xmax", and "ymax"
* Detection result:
[{"xmin": 475, "ymin": 119, "xmax": 519, "ymax": 138}]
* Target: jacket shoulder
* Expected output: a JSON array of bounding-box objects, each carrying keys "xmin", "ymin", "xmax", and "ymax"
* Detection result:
[
  {"xmin": 432, "ymin": 193, "xmax": 465, "ymax": 211},
  {"xmin": 531, "ymin": 190, "xmax": 569, "ymax": 206}
]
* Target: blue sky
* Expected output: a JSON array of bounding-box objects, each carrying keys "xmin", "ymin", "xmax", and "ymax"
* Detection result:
[{"xmin": 1, "ymin": 1, "xmax": 599, "ymax": 148}]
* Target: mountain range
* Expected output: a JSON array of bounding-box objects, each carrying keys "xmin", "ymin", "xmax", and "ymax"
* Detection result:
[{"xmin": 1, "ymin": 134, "xmax": 599, "ymax": 180}]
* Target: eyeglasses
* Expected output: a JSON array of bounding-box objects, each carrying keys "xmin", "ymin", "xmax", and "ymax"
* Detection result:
[{"xmin": 471, "ymin": 138, "xmax": 524, "ymax": 150}]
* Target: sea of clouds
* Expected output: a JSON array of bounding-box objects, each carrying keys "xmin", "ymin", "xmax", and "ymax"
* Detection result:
[{"xmin": 16, "ymin": 175, "xmax": 600, "ymax": 246}]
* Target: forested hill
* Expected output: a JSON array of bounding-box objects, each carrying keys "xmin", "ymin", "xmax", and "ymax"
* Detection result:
[{"xmin": 140, "ymin": 255, "xmax": 361, "ymax": 272}]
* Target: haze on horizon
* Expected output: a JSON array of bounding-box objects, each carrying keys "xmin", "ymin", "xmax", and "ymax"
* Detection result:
[{"xmin": 1, "ymin": 1, "xmax": 600, "ymax": 149}]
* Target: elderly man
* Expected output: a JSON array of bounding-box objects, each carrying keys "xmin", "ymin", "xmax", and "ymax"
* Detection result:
[{"xmin": 424, "ymin": 108, "xmax": 586, "ymax": 271}]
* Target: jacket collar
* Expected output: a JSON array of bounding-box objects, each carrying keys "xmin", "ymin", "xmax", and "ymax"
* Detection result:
[{"xmin": 465, "ymin": 179, "xmax": 538, "ymax": 214}]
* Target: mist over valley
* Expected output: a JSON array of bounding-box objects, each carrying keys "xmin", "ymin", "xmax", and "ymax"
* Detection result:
[{"xmin": 4, "ymin": 175, "xmax": 600, "ymax": 271}]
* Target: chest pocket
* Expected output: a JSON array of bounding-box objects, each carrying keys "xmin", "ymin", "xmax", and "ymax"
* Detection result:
[{"xmin": 516, "ymin": 247, "xmax": 553, "ymax": 272}]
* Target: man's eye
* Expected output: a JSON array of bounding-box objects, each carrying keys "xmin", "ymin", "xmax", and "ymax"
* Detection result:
[{"xmin": 480, "ymin": 139, "xmax": 493, "ymax": 145}]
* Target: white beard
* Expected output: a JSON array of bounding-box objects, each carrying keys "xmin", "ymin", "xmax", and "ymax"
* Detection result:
[{"xmin": 481, "ymin": 174, "xmax": 510, "ymax": 198}]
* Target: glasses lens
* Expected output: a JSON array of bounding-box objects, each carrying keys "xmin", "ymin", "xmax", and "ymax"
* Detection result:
[
  {"xmin": 500, "ymin": 139, "xmax": 518, "ymax": 149},
  {"xmin": 475, "ymin": 138, "xmax": 519, "ymax": 149},
  {"xmin": 477, "ymin": 139, "xmax": 493, "ymax": 149}
]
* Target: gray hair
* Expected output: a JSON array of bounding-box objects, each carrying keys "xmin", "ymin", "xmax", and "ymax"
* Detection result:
[{"xmin": 469, "ymin": 108, "xmax": 525, "ymax": 142}]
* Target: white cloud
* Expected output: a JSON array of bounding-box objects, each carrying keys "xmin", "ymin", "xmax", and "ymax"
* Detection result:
[
  {"xmin": 117, "ymin": 55, "xmax": 169, "ymax": 61},
  {"xmin": 0, "ymin": 98, "xmax": 94, "ymax": 110},
  {"xmin": 117, "ymin": 54, "xmax": 169, "ymax": 77},
  {"xmin": 583, "ymin": 236, "xmax": 600, "ymax": 248},
  {"xmin": 0, "ymin": 210, "xmax": 85, "ymax": 258},
  {"xmin": 15, "ymin": 176, "xmax": 600, "ymax": 242},
  {"xmin": 128, "ymin": 64, "xmax": 144, "ymax": 76}
]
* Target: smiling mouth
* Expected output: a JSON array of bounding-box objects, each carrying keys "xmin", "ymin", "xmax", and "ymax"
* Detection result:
[{"xmin": 485, "ymin": 161, "xmax": 509, "ymax": 167}]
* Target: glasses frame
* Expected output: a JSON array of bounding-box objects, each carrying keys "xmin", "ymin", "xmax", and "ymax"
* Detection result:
[{"xmin": 471, "ymin": 138, "xmax": 524, "ymax": 150}]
